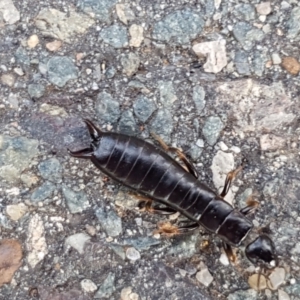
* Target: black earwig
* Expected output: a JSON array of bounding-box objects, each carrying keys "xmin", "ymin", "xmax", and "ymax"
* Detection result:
[{"xmin": 68, "ymin": 120, "xmax": 277, "ymax": 268}]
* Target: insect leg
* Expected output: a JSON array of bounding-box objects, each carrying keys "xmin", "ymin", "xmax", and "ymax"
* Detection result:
[
  {"xmin": 151, "ymin": 132, "xmax": 198, "ymax": 178},
  {"xmin": 220, "ymin": 165, "xmax": 243, "ymax": 197},
  {"xmin": 177, "ymin": 222, "xmax": 199, "ymax": 233},
  {"xmin": 223, "ymin": 242, "xmax": 236, "ymax": 263},
  {"xmin": 240, "ymin": 195, "xmax": 259, "ymax": 215}
]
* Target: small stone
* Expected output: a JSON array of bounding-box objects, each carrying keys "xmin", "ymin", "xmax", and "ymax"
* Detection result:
[
  {"xmin": 219, "ymin": 253, "xmax": 230, "ymax": 266},
  {"xmin": 133, "ymin": 95, "xmax": 156, "ymax": 122},
  {"xmin": 99, "ymin": 25, "xmax": 128, "ymax": 48},
  {"xmin": 105, "ymin": 66, "xmax": 116, "ymax": 79},
  {"xmin": 94, "ymin": 272, "xmax": 115, "ymax": 299},
  {"xmin": 248, "ymin": 273, "xmax": 267, "ymax": 291},
  {"xmin": 121, "ymin": 287, "xmax": 139, "ymax": 300},
  {"xmin": 228, "ymin": 289, "xmax": 258, "ymax": 300},
  {"xmin": 268, "ymin": 267, "xmax": 285, "ymax": 290},
  {"xmin": 158, "ymin": 81, "xmax": 178, "ymax": 108},
  {"xmin": 80, "ymin": 279, "xmax": 97, "ymax": 293},
  {"xmin": 149, "ymin": 109, "xmax": 173, "ymax": 144},
  {"xmin": 126, "ymin": 247, "xmax": 141, "ymax": 261},
  {"xmin": 28, "ymin": 83, "xmax": 46, "ymax": 99},
  {"xmin": 39, "ymin": 103, "xmax": 68, "ymax": 117},
  {"xmin": 1, "ymin": 73, "xmax": 15, "ymax": 87},
  {"xmin": 13, "ymin": 67, "xmax": 24, "ymax": 76},
  {"xmin": 30, "ymin": 181, "xmax": 56, "ymax": 203},
  {"xmin": 278, "ymin": 289, "xmax": 290, "ymax": 300},
  {"xmin": 202, "ymin": 116, "xmax": 224, "ymax": 146},
  {"xmin": 95, "ymin": 207, "xmax": 122, "ymax": 237},
  {"xmin": 0, "ymin": 240, "xmax": 22, "ymax": 287},
  {"xmin": 196, "ymin": 268, "xmax": 213, "ymax": 287},
  {"xmin": 281, "ymin": 1, "xmax": 290, "ymax": 10},
  {"xmin": 47, "ymin": 56, "xmax": 78, "ymax": 87},
  {"xmin": 260, "ymin": 134, "xmax": 285, "ymax": 151},
  {"xmin": 120, "ymin": 52, "xmax": 140, "ymax": 77},
  {"xmin": 35, "ymin": 8, "xmax": 95, "ymax": 43},
  {"xmin": 281, "ymin": 57, "xmax": 300, "ymax": 75},
  {"xmin": 152, "ymin": 8, "xmax": 204, "ymax": 45},
  {"xmin": 65, "ymin": 233, "xmax": 91, "ymax": 254},
  {"xmin": 0, "ymin": 0, "xmax": 20, "ymax": 24},
  {"xmin": 233, "ymin": 4, "xmax": 256, "ymax": 21},
  {"xmin": 116, "ymin": 4, "xmax": 135, "ymax": 25},
  {"xmin": 122, "ymin": 237, "xmax": 160, "ymax": 251},
  {"xmin": 79, "ymin": 0, "xmax": 117, "ymax": 23},
  {"xmin": 256, "ymin": 2, "xmax": 272, "ymax": 15},
  {"xmin": 259, "ymin": 15, "xmax": 266, "ymax": 22},
  {"xmin": 234, "ymin": 50, "xmax": 251, "ymax": 75},
  {"xmin": 20, "ymin": 173, "xmax": 39, "ymax": 187},
  {"xmin": 38, "ymin": 158, "xmax": 62, "ymax": 183},
  {"xmin": 27, "ymin": 34, "xmax": 39, "ymax": 48},
  {"xmin": 129, "ymin": 24, "xmax": 144, "ymax": 47},
  {"xmin": 192, "ymin": 40, "xmax": 227, "ymax": 73},
  {"xmin": 286, "ymin": 7, "xmax": 300, "ymax": 39},
  {"xmin": 271, "ymin": 53, "xmax": 282, "ymax": 65},
  {"xmin": 62, "ymin": 185, "xmax": 90, "ymax": 214},
  {"xmin": 26, "ymin": 214, "xmax": 48, "ymax": 268},
  {"xmin": 95, "ymin": 91, "xmax": 120, "ymax": 124},
  {"xmin": 188, "ymin": 143, "xmax": 203, "ymax": 161},
  {"xmin": 46, "ymin": 40, "xmax": 62, "ymax": 52},
  {"xmin": 192, "ymin": 86, "xmax": 206, "ymax": 112},
  {"xmin": 6, "ymin": 203, "xmax": 28, "ymax": 221},
  {"xmin": 118, "ymin": 110, "xmax": 138, "ymax": 135}
]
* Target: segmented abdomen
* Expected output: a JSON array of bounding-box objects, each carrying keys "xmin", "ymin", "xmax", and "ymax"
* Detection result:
[{"xmin": 92, "ymin": 133, "xmax": 252, "ymax": 246}]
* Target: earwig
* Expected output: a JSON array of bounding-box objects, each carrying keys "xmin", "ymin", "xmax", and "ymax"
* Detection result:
[{"xmin": 68, "ymin": 119, "xmax": 277, "ymax": 269}]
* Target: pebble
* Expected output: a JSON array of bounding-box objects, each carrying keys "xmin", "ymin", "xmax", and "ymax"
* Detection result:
[
  {"xmin": 256, "ymin": 2, "xmax": 272, "ymax": 15},
  {"xmin": 268, "ymin": 267, "xmax": 285, "ymax": 290},
  {"xmin": 118, "ymin": 110, "xmax": 138, "ymax": 135},
  {"xmin": 30, "ymin": 181, "xmax": 56, "ymax": 204},
  {"xmin": 158, "ymin": 81, "xmax": 178, "ymax": 108},
  {"xmin": 39, "ymin": 103, "xmax": 68, "ymax": 117},
  {"xmin": 234, "ymin": 50, "xmax": 251, "ymax": 75},
  {"xmin": 196, "ymin": 268, "xmax": 214, "ymax": 287},
  {"xmin": 152, "ymin": 8, "xmax": 204, "ymax": 45},
  {"xmin": 248, "ymin": 273, "xmax": 267, "ymax": 291},
  {"xmin": 99, "ymin": 25, "xmax": 128, "ymax": 48},
  {"xmin": 26, "ymin": 214, "xmax": 48, "ymax": 268},
  {"xmin": 188, "ymin": 143, "xmax": 203, "ymax": 161},
  {"xmin": 233, "ymin": 22, "xmax": 264, "ymax": 51},
  {"xmin": 6, "ymin": 203, "xmax": 28, "ymax": 221},
  {"xmin": 13, "ymin": 67, "xmax": 24, "ymax": 76},
  {"xmin": 95, "ymin": 206, "xmax": 122, "ymax": 237},
  {"xmin": 94, "ymin": 272, "xmax": 116, "ymax": 299},
  {"xmin": 286, "ymin": 7, "xmax": 300, "ymax": 39},
  {"xmin": 133, "ymin": 95, "xmax": 156, "ymax": 122},
  {"xmin": 20, "ymin": 173, "xmax": 39, "ymax": 187},
  {"xmin": 1, "ymin": 73, "xmax": 15, "ymax": 87},
  {"xmin": 129, "ymin": 24, "xmax": 144, "ymax": 47},
  {"xmin": 28, "ymin": 83, "xmax": 45, "ymax": 99},
  {"xmin": 228, "ymin": 289, "xmax": 258, "ymax": 300},
  {"xmin": 120, "ymin": 52, "xmax": 140, "ymax": 76},
  {"xmin": 122, "ymin": 237, "xmax": 160, "ymax": 250},
  {"xmin": 27, "ymin": 34, "xmax": 39, "ymax": 48},
  {"xmin": 116, "ymin": 4, "xmax": 135, "ymax": 25},
  {"xmin": 62, "ymin": 185, "xmax": 90, "ymax": 213},
  {"xmin": 65, "ymin": 233, "xmax": 91, "ymax": 255},
  {"xmin": 38, "ymin": 158, "xmax": 62, "ymax": 183},
  {"xmin": 167, "ymin": 234, "xmax": 198, "ymax": 258},
  {"xmin": 126, "ymin": 247, "xmax": 141, "ymax": 261},
  {"xmin": 47, "ymin": 56, "xmax": 78, "ymax": 87},
  {"xmin": 105, "ymin": 66, "xmax": 116, "ymax": 79},
  {"xmin": 252, "ymin": 50, "xmax": 267, "ymax": 77},
  {"xmin": 109, "ymin": 244, "xmax": 126, "ymax": 260},
  {"xmin": 121, "ymin": 287, "xmax": 139, "ymax": 300},
  {"xmin": 46, "ymin": 40, "xmax": 62, "ymax": 52},
  {"xmin": 219, "ymin": 253, "xmax": 230, "ymax": 266},
  {"xmin": 192, "ymin": 40, "xmax": 227, "ymax": 73},
  {"xmin": 260, "ymin": 134, "xmax": 285, "ymax": 151},
  {"xmin": 15, "ymin": 47, "xmax": 30, "ymax": 66},
  {"xmin": 79, "ymin": 0, "xmax": 118, "ymax": 23},
  {"xmin": 0, "ymin": 240, "xmax": 22, "ymax": 286},
  {"xmin": 149, "ymin": 109, "xmax": 173, "ymax": 144},
  {"xmin": 202, "ymin": 116, "xmax": 224, "ymax": 146},
  {"xmin": 95, "ymin": 91, "xmax": 120, "ymax": 123},
  {"xmin": 80, "ymin": 279, "xmax": 97, "ymax": 293},
  {"xmin": 0, "ymin": 0, "xmax": 20, "ymax": 24},
  {"xmin": 35, "ymin": 9, "xmax": 94, "ymax": 43},
  {"xmin": 233, "ymin": 4, "xmax": 256, "ymax": 21},
  {"xmin": 278, "ymin": 289, "xmax": 290, "ymax": 300},
  {"xmin": 192, "ymin": 86, "xmax": 206, "ymax": 113},
  {"xmin": 281, "ymin": 57, "xmax": 300, "ymax": 75},
  {"xmin": 272, "ymin": 53, "xmax": 282, "ymax": 65}
]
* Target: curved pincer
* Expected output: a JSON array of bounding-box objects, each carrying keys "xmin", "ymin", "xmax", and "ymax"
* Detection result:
[
  {"xmin": 83, "ymin": 119, "xmax": 102, "ymax": 141},
  {"xmin": 67, "ymin": 147, "xmax": 93, "ymax": 158}
]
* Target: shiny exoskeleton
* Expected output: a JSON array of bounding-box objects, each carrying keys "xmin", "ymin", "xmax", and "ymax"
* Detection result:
[{"xmin": 69, "ymin": 120, "xmax": 277, "ymax": 267}]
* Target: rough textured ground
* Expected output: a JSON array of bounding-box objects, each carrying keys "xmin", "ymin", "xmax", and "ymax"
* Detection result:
[{"xmin": 0, "ymin": 0, "xmax": 300, "ymax": 299}]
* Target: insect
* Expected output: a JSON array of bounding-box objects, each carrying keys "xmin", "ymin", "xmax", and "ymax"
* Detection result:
[{"xmin": 68, "ymin": 119, "xmax": 277, "ymax": 269}]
